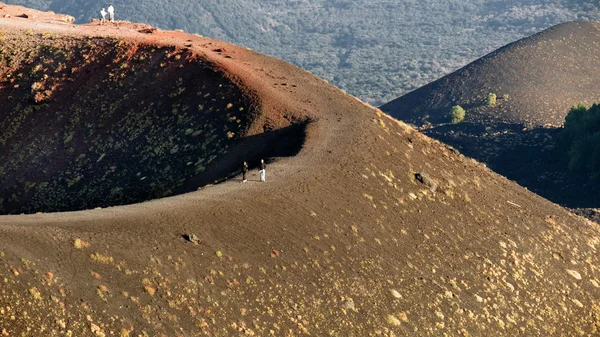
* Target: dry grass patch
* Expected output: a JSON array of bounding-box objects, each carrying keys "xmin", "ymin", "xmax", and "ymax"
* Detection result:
[
  {"xmin": 90, "ymin": 252, "xmax": 114, "ymax": 264},
  {"xmin": 97, "ymin": 284, "xmax": 109, "ymax": 300},
  {"xmin": 120, "ymin": 327, "xmax": 134, "ymax": 337},
  {"xmin": 385, "ymin": 314, "xmax": 401, "ymax": 326},
  {"xmin": 28, "ymin": 287, "xmax": 42, "ymax": 300},
  {"xmin": 74, "ymin": 238, "xmax": 90, "ymax": 249}
]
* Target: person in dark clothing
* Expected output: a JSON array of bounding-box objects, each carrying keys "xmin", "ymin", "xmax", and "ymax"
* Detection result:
[
  {"xmin": 242, "ymin": 161, "xmax": 248, "ymax": 183},
  {"xmin": 259, "ymin": 159, "xmax": 266, "ymax": 182}
]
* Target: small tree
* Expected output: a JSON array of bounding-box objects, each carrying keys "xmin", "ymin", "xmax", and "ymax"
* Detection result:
[
  {"xmin": 450, "ymin": 105, "xmax": 466, "ymax": 124},
  {"xmin": 556, "ymin": 103, "xmax": 600, "ymax": 181},
  {"xmin": 487, "ymin": 93, "xmax": 497, "ymax": 106}
]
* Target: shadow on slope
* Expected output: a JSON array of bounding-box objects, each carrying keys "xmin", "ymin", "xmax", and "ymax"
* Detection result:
[
  {"xmin": 424, "ymin": 122, "xmax": 600, "ymax": 208},
  {"xmin": 381, "ymin": 21, "xmax": 600, "ymax": 127},
  {"xmin": 3, "ymin": 10, "xmax": 600, "ymax": 336},
  {"xmin": 0, "ymin": 30, "xmax": 305, "ymax": 214},
  {"xmin": 380, "ymin": 21, "xmax": 600, "ymax": 212},
  {"xmin": 178, "ymin": 121, "xmax": 308, "ymax": 191}
]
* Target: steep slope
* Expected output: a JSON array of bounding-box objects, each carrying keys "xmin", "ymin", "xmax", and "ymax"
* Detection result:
[
  {"xmin": 0, "ymin": 32, "xmax": 263, "ymax": 213},
  {"xmin": 381, "ymin": 21, "xmax": 600, "ymax": 210},
  {"xmin": 0, "ymin": 5, "xmax": 308, "ymax": 214},
  {"xmin": 1, "ymin": 6, "xmax": 600, "ymax": 337},
  {"xmin": 381, "ymin": 21, "xmax": 600, "ymax": 127}
]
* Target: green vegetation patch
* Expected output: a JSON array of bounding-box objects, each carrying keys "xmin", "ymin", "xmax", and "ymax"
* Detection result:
[
  {"xmin": 487, "ymin": 93, "xmax": 497, "ymax": 106},
  {"xmin": 450, "ymin": 105, "xmax": 466, "ymax": 124},
  {"xmin": 556, "ymin": 103, "xmax": 600, "ymax": 181}
]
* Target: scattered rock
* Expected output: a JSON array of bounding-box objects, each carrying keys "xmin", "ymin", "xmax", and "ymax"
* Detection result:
[
  {"xmin": 449, "ymin": 146, "xmax": 460, "ymax": 155},
  {"xmin": 342, "ymin": 298, "xmax": 355, "ymax": 311},
  {"xmin": 90, "ymin": 322, "xmax": 105, "ymax": 337},
  {"xmin": 505, "ymin": 282, "xmax": 515, "ymax": 292},
  {"xmin": 571, "ymin": 298, "xmax": 584, "ymax": 308},
  {"xmin": 143, "ymin": 285, "xmax": 156, "ymax": 296},
  {"xmin": 183, "ymin": 233, "xmax": 201, "ymax": 245},
  {"xmin": 60, "ymin": 15, "xmax": 74, "ymax": 23},
  {"xmin": 3, "ymin": 14, "xmax": 10, "ymax": 18},
  {"xmin": 138, "ymin": 28, "xmax": 157, "ymax": 34},
  {"xmin": 415, "ymin": 172, "xmax": 438, "ymax": 192},
  {"xmin": 567, "ymin": 269, "xmax": 582, "ymax": 280},
  {"xmin": 385, "ymin": 314, "xmax": 401, "ymax": 326},
  {"xmin": 390, "ymin": 289, "xmax": 402, "ymax": 299}
]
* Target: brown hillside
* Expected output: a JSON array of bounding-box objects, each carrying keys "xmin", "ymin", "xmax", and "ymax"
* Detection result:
[
  {"xmin": 381, "ymin": 21, "xmax": 600, "ymax": 127},
  {"xmin": 2, "ymin": 5, "xmax": 600, "ymax": 337},
  {"xmin": 380, "ymin": 21, "xmax": 600, "ymax": 212}
]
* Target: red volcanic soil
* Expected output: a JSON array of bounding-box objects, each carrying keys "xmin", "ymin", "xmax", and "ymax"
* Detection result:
[{"xmin": 1, "ymin": 4, "xmax": 600, "ymax": 337}]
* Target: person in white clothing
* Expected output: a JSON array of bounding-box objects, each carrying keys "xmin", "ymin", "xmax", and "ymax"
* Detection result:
[
  {"xmin": 100, "ymin": 8, "xmax": 107, "ymax": 24},
  {"xmin": 259, "ymin": 159, "xmax": 266, "ymax": 182},
  {"xmin": 107, "ymin": 4, "xmax": 114, "ymax": 22}
]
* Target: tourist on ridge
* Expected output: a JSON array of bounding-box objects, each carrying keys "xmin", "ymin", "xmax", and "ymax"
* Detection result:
[
  {"xmin": 242, "ymin": 161, "xmax": 248, "ymax": 183},
  {"xmin": 259, "ymin": 159, "xmax": 266, "ymax": 182},
  {"xmin": 100, "ymin": 8, "xmax": 107, "ymax": 24},
  {"xmin": 107, "ymin": 4, "xmax": 114, "ymax": 22}
]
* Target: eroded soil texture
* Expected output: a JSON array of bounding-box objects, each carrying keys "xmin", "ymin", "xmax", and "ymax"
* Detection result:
[
  {"xmin": 0, "ymin": 31, "xmax": 258, "ymax": 213},
  {"xmin": 1, "ymin": 5, "xmax": 600, "ymax": 337}
]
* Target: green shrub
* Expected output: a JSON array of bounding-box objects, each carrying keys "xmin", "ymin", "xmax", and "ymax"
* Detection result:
[
  {"xmin": 556, "ymin": 103, "xmax": 600, "ymax": 181},
  {"xmin": 487, "ymin": 93, "xmax": 497, "ymax": 106},
  {"xmin": 502, "ymin": 94, "xmax": 509, "ymax": 100},
  {"xmin": 450, "ymin": 105, "xmax": 466, "ymax": 124}
]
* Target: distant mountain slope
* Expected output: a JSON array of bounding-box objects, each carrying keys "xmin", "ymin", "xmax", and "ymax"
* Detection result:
[
  {"xmin": 3, "ymin": 0, "xmax": 600, "ymax": 105},
  {"xmin": 381, "ymin": 21, "xmax": 600, "ymax": 126},
  {"xmin": 380, "ymin": 21, "xmax": 600, "ymax": 212},
  {"xmin": 2, "ymin": 6, "xmax": 600, "ymax": 337}
]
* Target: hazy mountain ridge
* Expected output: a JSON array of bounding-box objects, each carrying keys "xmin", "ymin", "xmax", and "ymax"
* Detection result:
[{"xmin": 3, "ymin": 0, "xmax": 600, "ymax": 105}]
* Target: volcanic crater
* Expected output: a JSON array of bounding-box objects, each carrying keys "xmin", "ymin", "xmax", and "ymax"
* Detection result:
[
  {"xmin": 2, "ymin": 5, "xmax": 600, "ymax": 337},
  {"xmin": 0, "ymin": 29, "xmax": 306, "ymax": 213}
]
